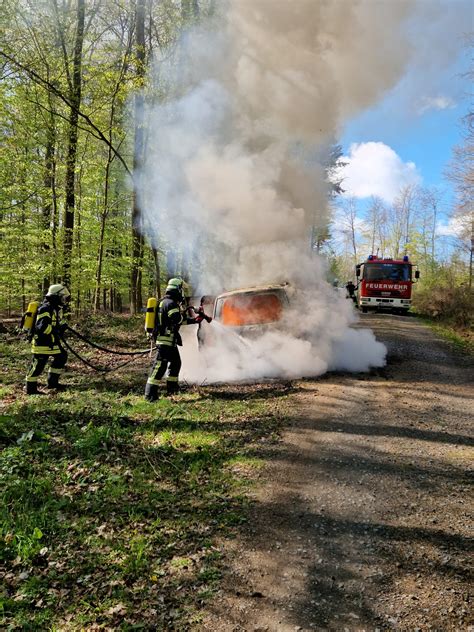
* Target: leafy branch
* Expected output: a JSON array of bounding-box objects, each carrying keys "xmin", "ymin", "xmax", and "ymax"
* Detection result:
[{"xmin": 0, "ymin": 49, "xmax": 132, "ymax": 176}]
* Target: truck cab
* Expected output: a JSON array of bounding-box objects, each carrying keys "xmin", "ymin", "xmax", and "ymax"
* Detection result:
[{"xmin": 355, "ymin": 255, "xmax": 419, "ymax": 314}]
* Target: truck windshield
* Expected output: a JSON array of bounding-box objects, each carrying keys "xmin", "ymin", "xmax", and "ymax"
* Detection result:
[{"xmin": 363, "ymin": 263, "xmax": 410, "ymax": 281}]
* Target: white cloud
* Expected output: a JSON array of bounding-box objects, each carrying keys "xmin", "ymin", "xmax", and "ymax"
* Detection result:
[
  {"xmin": 337, "ymin": 142, "xmax": 421, "ymax": 204},
  {"xmin": 437, "ymin": 216, "xmax": 469, "ymax": 238},
  {"xmin": 417, "ymin": 95, "xmax": 456, "ymax": 115}
]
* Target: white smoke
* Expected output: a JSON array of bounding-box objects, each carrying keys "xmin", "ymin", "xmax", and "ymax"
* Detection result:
[
  {"xmin": 137, "ymin": 0, "xmax": 447, "ymax": 382},
  {"xmin": 179, "ymin": 287, "xmax": 386, "ymax": 384}
]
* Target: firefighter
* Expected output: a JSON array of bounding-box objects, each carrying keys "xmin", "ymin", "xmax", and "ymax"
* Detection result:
[
  {"xmin": 25, "ymin": 284, "xmax": 70, "ymax": 395},
  {"xmin": 196, "ymin": 295, "xmax": 215, "ymax": 350},
  {"xmin": 145, "ymin": 278, "xmax": 212, "ymax": 401},
  {"xmin": 346, "ymin": 280, "xmax": 357, "ymax": 302}
]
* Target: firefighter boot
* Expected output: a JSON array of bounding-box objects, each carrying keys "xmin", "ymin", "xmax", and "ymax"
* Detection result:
[
  {"xmin": 145, "ymin": 383, "xmax": 159, "ymax": 402},
  {"xmin": 166, "ymin": 381, "xmax": 179, "ymax": 396},
  {"xmin": 25, "ymin": 381, "xmax": 41, "ymax": 395},
  {"xmin": 47, "ymin": 372, "xmax": 67, "ymax": 390}
]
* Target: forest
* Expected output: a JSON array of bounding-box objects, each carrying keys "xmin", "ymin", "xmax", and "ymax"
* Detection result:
[
  {"xmin": 2, "ymin": 0, "xmax": 215, "ymax": 316},
  {"xmin": 1, "ymin": 0, "xmax": 471, "ymax": 329}
]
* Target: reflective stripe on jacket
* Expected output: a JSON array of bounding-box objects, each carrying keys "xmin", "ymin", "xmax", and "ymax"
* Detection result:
[
  {"xmin": 154, "ymin": 296, "xmax": 183, "ymax": 347},
  {"xmin": 153, "ymin": 294, "xmax": 200, "ymax": 347},
  {"xmin": 31, "ymin": 301, "xmax": 67, "ymax": 355}
]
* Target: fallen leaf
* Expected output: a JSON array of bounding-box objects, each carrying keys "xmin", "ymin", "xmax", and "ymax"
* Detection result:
[{"xmin": 106, "ymin": 602, "xmax": 127, "ymax": 616}]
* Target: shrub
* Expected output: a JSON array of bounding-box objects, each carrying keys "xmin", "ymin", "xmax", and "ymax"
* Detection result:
[{"xmin": 413, "ymin": 282, "xmax": 473, "ymax": 328}]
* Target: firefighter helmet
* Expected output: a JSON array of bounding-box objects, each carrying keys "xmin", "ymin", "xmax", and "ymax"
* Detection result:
[
  {"xmin": 166, "ymin": 277, "xmax": 184, "ymax": 298},
  {"xmin": 46, "ymin": 284, "xmax": 71, "ymax": 305}
]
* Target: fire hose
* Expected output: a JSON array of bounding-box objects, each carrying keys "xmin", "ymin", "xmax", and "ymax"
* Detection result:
[
  {"xmin": 58, "ymin": 325, "xmax": 155, "ymax": 374},
  {"xmin": 66, "ymin": 325, "xmax": 152, "ymax": 355}
]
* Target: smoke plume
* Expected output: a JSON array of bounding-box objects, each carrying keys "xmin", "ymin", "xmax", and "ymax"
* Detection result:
[{"xmin": 137, "ymin": 0, "xmax": 434, "ymax": 382}]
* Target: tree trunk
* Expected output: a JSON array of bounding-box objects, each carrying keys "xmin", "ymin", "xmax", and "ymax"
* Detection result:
[
  {"xmin": 50, "ymin": 140, "xmax": 59, "ymax": 281},
  {"xmin": 346, "ymin": 198, "xmax": 358, "ymax": 265},
  {"xmin": 431, "ymin": 199, "xmax": 437, "ymax": 273},
  {"xmin": 94, "ymin": 29, "xmax": 132, "ymax": 311},
  {"xmin": 42, "ymin": 119, "xmax": 55, "ymax": 294},
  {"xmin": 181, "ymin": 0, "xmax": 200, "ymax": 20},
  {"xmin": 110, "ymin": 283, "xmax": 115, "ymax": 312},
  {"xmin": 94, "ymin": 157, "xmax": 111, "ymax": 311},
  {"xmin": 63, "ymin": 0, "xmax": 85, "ymax": 289},
  {"xmin": 94, "ymin": 213, "xmax": 107, "ymax": 310},
  {"xmin": 21, "ymin": 278, "xmax": 26, "ymax": 314},
  {"xmin": 152, "ymin": 246, "xmax": 161, "ymax": 298},
  {"xmin": 130, "ymin": 0, "xmax": 146, "ymax": 315}
]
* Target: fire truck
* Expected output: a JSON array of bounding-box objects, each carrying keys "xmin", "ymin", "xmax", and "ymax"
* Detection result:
[{"xmin": 355, "ymin": 255, "xmax": 419, "ymax": 314}]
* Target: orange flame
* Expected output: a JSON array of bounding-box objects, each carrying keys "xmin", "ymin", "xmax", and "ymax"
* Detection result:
[{"xmin": 221, "ymin": 294, "xmax": 282, "ymax": 326}]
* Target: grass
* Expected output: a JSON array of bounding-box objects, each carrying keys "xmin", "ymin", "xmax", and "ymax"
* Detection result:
[
  {"xmin": 0, "ymin": 316, "xmax": 291, "ymax": 630},
  {"xmin": 418, "ymin": 317, "xmax": 474, "ymax": 354}
]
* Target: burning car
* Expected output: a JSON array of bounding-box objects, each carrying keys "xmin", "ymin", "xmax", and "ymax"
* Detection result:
[
  {"xmin": 195, "ymin": 284, "xmax": 291, "ymax": 349},
  {"xmin": 213, "ymin": 284, "xmax": 290, "ymax": 331}
]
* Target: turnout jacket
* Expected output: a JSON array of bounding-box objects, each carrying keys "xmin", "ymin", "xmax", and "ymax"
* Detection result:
[
  {"xmin": 153, "ymin": 295, "xmax": 197, "ymax": 347},
  {"xmin": 31, "ymin": 300, "xmax": 67, "ymax": 355}
]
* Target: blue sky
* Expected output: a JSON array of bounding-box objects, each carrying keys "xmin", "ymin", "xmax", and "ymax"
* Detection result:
[
  {"xmin": 338, "ymin": 0, "xmax": 472, "ymax": 228},
  {"xmin": 342, "ymin": 90, "xmax": 467, "ymax": 190}
]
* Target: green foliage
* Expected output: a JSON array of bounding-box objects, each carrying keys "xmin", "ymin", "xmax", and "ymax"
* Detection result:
[
  {"xmin": 0, "ymin": 315, "xmax": 289, "ymax": 629},
  {"xmin": 0, "ymin": 0, "xmax": 189, "ymax": 314}
]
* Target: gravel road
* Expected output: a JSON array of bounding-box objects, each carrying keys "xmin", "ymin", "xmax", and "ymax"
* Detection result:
[{"xmin": 201, "ymin": 314, "xmax": 473, "ymax": 631}]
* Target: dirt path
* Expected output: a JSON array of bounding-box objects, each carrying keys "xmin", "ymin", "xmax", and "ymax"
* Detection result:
[{"xmin": 201, "ymin": 314, "xmax": 473, "ymax": 631}]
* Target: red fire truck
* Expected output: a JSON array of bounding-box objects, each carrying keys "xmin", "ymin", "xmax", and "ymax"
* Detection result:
[{"xmin": 355, "ymin": 255, "xmax": 419, "ymax": 314}]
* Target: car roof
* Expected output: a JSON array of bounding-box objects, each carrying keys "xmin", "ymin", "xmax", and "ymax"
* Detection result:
[{"xmin": 216, "ymin": 284, "xmax": 289, "ymax": 299}]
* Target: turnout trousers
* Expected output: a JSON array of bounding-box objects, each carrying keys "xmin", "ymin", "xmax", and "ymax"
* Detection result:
[
  {"xmin": 25, "ymin": 350, "xmax": 68, "ymax": 393},
  {"xmin": 145, "ymin": 345, "xmax": 181, "ymax": 401}
]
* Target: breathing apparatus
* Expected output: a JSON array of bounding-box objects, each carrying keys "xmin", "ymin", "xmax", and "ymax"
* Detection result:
[
  {"xmin": 21, "ymin": 301, "xmax": 40, "ymax": 340},
  {"xmin": 143, "ymin": 278, "xmax": 183, "ymax": 348},
  {"xmin": 144, "ymin": 278, "xmax": 212, "ymax": 340},
  {"xmin": 145, "ymin": 297, "xmax": 158, "ymax": 334},
  {"xmin": 20, "ymin": 284, "xmax": 70, "ymax": 340}
]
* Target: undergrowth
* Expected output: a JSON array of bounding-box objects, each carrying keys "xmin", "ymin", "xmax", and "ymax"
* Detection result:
[
  {"xmin": 412, "ymin": 282, "xmax": 473, "ymax": 329},
  {"xmin": 0, "ymin": 316, "xmax": 290, "ymax": 630},
  {"xmin": 421, "ymin": 318, "xmax": 474, "ymax": 353}
]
